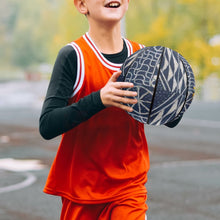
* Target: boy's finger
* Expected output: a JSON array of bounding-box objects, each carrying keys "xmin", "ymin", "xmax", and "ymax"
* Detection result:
[
  {"xmin": 114, "ymin": 96, "xmax": 137, "ymax": 105},
  {"xmin": 114, "ymin": 81, "xmax": 135, "ymax": 89},
  {"xmin": 113, "ymin": 102, "xmax": 134, "ymax": 112},
  {"xmin": 113, "ymin": 88, "xmax": 137, "ymax": 97},
  {"xmin": 110, "ymin": 71, "xmax": 122, "ymax": 82}
]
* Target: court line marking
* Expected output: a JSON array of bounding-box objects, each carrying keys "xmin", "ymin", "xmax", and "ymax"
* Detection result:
[
  {"xmin": 151, "ymin": 158, "xmax": 220, "ymax": 169},
  {"xmin": 0, "ymin": 172, "xmax": 36, "ymax": 194},
  {"xmin": 0, "ymin": 158, "xmax": 46, "ymax": 194},
  {"xmin": 0, "ymin": 158, "xmax": 46, "ymax": 172},
  {"xmin": 0, "ymin": 159, "xmax": 219, "ymax": 193}
]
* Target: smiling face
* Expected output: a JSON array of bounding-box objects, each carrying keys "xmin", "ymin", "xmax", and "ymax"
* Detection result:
[{"xmin": 74, "ymin": 0, "xmax": 129, "ymax": 25}]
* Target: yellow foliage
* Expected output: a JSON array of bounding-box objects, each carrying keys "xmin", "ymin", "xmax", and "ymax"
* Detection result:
[
  {"xmin": 50, "ymin": 0, "xmax": 220, "ymax": 81},
  {"xmin": 50, "ymin": 0, "xmax": 88, "ymax": 57},
  {"xmin": 177, "ymin": 0, "xmax": 197, "ymax": 4},
  {"xmin": 127, "ymin": 0, "xmax": 220, "ymax": 81},
  {"xmin": 134, "ymin": 14, "xmax": 170, "ymax": 46},
  {"xmin": 178, "ymin": 38, "xmax": 220, "ymax": 80}
]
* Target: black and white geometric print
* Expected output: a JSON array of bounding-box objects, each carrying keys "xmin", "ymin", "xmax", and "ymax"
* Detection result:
[{"xmin": 118, "ymin": 46, "xmax": 195, "ymax": 125}]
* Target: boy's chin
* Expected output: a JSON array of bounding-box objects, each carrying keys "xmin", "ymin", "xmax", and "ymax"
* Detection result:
[{"xmin": 103, "ymin": 14, "xmax": 125, "ymax": 23}]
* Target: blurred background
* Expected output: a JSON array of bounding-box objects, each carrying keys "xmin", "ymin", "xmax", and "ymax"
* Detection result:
[
  {"xmin": 1, "ymin": 0, "xmax": 220, "ymax": 99},
  {"xmin": 0, "ymin": 0, "xmax": 220, "ymax": 220}
]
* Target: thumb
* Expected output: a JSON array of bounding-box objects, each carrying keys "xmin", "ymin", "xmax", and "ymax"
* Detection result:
[{"xmin": 110, "ymin": 71, "xmax": 122, "ymax": 82}]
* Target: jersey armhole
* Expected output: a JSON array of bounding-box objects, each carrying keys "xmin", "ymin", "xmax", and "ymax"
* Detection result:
[
  {"xmin": 123, "ymin": 39, "xmax": 146, "ymax": 56},
  {"xmin": 67, "ymin": 42, "xmax": 85, "ymax": 97},
  {"xmin": 139, "ymin": 44, "xmax": 145, "ymax": 49}
]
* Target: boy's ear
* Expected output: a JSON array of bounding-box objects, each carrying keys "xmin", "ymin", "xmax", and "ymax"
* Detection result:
[{"xmin": 74, "ymin": 0, "xmax": 88, "ymax": 15}]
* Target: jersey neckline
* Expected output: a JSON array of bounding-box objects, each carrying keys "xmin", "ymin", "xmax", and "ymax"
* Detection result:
[{"xmin": 83, "ymin": 32, "xmax": 133, "ymax": 71}]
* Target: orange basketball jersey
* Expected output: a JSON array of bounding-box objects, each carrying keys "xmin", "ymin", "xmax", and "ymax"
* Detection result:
[{"xmin": 43, "ymin": 33, "xmax": 150, "ymax": 204}]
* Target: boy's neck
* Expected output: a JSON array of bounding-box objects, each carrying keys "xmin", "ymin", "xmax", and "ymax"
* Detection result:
[{"xmin": 88, "ymin": 22, "xmax": 123, "ymax": 54}]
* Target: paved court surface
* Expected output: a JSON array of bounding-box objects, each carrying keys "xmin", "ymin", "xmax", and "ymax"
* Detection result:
[{"xmin": 0, "ymin": 80, "xmax": 220, "ymax": 220}]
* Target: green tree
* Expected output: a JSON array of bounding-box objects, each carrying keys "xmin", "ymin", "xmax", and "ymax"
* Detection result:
[
  {"xmin": 11, "ymin": 0, "xmax": 57, "ymax": 68},
  {"xmin": 0, "ymin": 0, "xmax": 20, "ymax": 67},
  {"xmin": 0, "ymin": 0, "xmax": 58, "ymax": 69}
]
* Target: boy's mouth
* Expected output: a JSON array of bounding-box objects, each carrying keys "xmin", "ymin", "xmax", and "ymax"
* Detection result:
[{"xmin": 105, "ymin": 1, "xmax": 121, "ymax": 8}]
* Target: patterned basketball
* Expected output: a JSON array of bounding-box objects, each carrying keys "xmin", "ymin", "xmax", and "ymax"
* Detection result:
[{"xmin": 117, "ymin": 46, "xmax": 195, "ymax": 125}]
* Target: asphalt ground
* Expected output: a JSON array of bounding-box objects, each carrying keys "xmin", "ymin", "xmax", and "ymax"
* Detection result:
[{"xmin": 0, "ymin": 80, "xmax": 220, "ymax": 220}]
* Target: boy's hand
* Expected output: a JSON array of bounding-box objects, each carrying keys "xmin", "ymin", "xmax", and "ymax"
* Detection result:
[{"xmin": 100, "ymin": 71, "xmax": 137, "ymax": 112}]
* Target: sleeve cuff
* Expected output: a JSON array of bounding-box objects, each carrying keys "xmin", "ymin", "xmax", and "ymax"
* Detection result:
[{"xmin": 165, "ymin": 116, "xmax": 182, "ymax": 128}]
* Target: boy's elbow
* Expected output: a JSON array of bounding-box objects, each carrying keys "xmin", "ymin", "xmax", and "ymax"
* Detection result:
[
  {"xmin": 39, "ymin": 116, "xmax": 54, "ymax": 140},
  {"xmin": 39, "ymin": 124, "xmax": 53, "ymax": 140}
]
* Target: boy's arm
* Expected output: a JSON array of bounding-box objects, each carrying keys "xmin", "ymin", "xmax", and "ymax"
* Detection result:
[{"xmin": 39, "ymin": 45, "xmax": 105, "ymax": 140}]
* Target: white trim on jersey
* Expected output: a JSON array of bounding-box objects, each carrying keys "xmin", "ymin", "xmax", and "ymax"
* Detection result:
[
  {"xmin": 67, "ymin": 42, "xmax": 85, "ymax": 97},
  {"xmin": 139, "ymin": 44, "xmax": 145, "ymax": 49},
  {"xmin": 123, "ymin": 38, "xmax": 133, "ymax": 56},
  {"xmin": 83, "ymin": 33, "xmax": 135, "ymax": 71},
  {"xmin": 83, "ymin": 33, "xmax": 122, "ymax": 71},
  {"xmin": 67, "ymin": 36, "xmax": 143, "ymax": 97}
]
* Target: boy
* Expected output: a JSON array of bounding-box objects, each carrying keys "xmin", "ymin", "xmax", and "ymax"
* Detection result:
[{"xmin": 40, "ymin": 0, "xmax": 154, "ymax": 219}]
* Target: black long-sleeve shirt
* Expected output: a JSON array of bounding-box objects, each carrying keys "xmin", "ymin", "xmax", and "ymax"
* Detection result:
[{"xmin": 39, "ymin": 42, "xmax": 180, "ymax": 140}]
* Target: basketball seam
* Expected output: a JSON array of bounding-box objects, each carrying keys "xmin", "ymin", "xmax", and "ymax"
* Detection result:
[
  {"xmin": 175, "ymin": 56, "xmax": 190, "ymax": 119},
  {"xmin": 147, "ymin": 46, "xmax": 165, "ymax": 124}
]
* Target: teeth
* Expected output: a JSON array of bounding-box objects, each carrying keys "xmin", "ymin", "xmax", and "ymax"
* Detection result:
[
  {"xmin": 110, "ymin": 3, "xmax": 119, "ymax": 7},
  {"xmin": 106, "ymin": 2, "xmax": 120, "ymax": 8}
]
